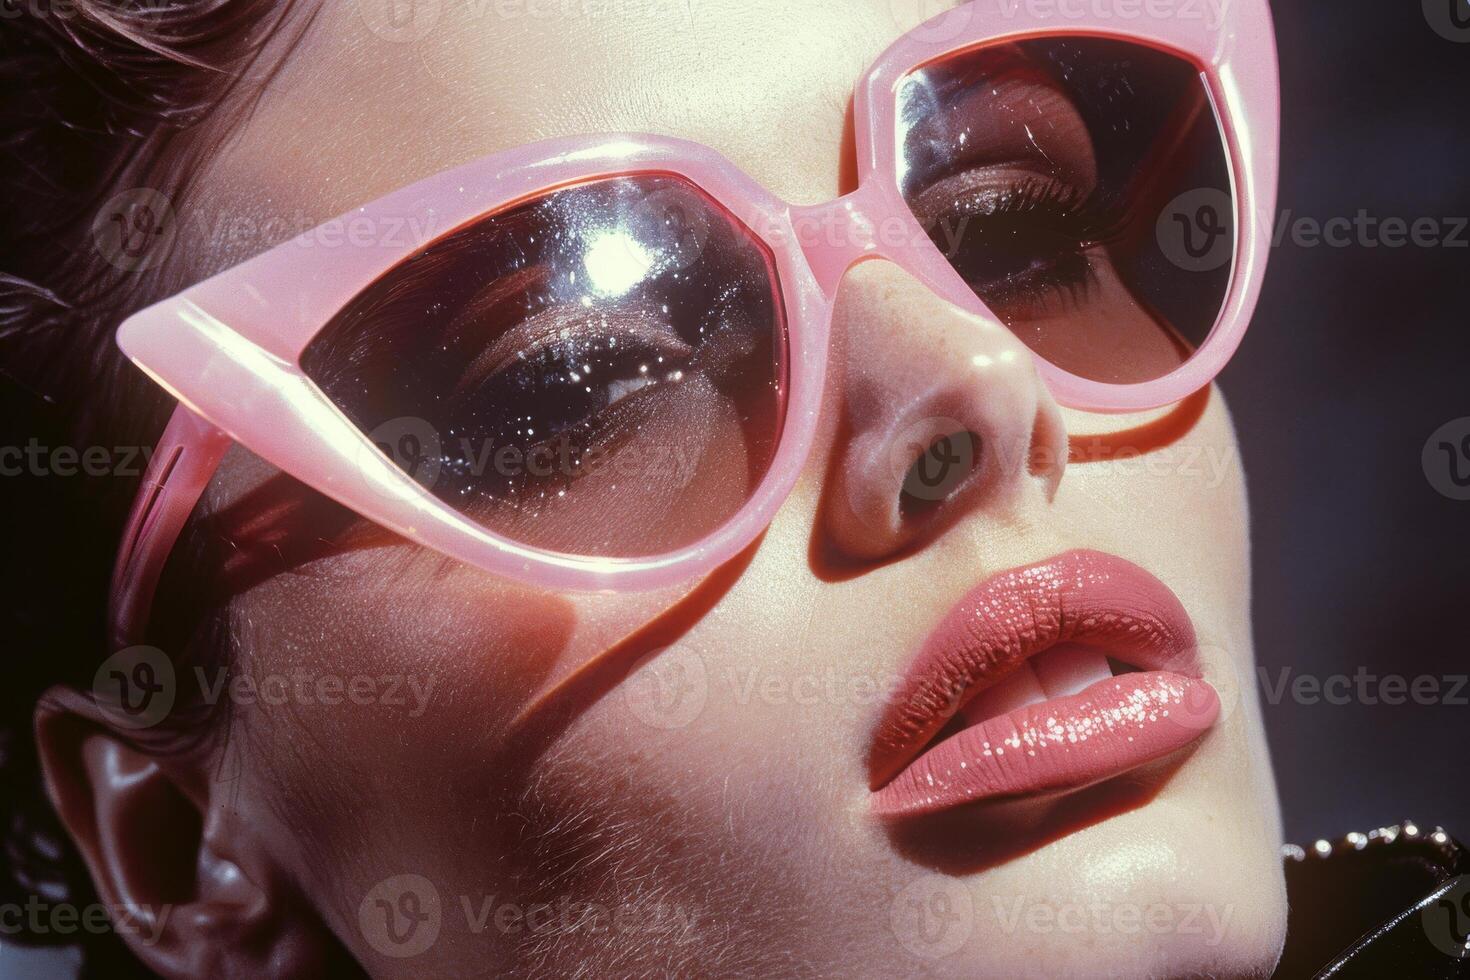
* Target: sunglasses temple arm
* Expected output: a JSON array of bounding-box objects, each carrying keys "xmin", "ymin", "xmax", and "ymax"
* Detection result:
[{"xmin": 109, "ymin": 405, "xmax": 231, "ymax": 650}]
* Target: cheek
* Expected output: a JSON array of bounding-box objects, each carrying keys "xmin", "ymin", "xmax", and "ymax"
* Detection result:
[
  {"xmin": 482, "ymin": 540, "xmax": 873, "ymax": 929},
  {"xmin": 1057, "ymin": 390, "xmax": 1247, "ymax": 559},
  {"xmin": 221, "ymin": 542, "xmax": 722, "ymax": 860},
  {"xmin": 517, "ymin": 659, "xmax": 874, "ymax": 958},
  {"xmin": 218, "ymin": 551, "xmax": 579, "ymax": 882},
  {"xmin": 1052, "ymin": 388, "xmax": 1255, "ymax": 752}
]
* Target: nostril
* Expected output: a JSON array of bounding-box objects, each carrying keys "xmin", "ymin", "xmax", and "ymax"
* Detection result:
[{"xmin": 898, "ymin": 430, "xmax": 982, "ymax": 523}]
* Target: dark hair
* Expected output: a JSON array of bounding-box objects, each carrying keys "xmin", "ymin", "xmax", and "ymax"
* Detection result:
[{"xmin": 0, "ymin": 3, "xmax": 306, "ymax": 974}]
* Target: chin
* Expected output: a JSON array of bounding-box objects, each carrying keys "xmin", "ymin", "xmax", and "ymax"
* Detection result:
[{"xmin": 898, "ymin": 797, "xmax": 1288, "ymax": 979}]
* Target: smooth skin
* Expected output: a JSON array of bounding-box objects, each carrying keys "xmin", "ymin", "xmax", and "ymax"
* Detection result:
[{"xmin": 37, "ymin": 1, "xmax": 1286, "ymax": 977}]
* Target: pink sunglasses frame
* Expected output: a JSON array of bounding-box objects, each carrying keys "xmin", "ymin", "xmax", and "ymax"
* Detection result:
[{"xmin": 110, "ymin": 0, "xmax": 1279, "ymax": 646}]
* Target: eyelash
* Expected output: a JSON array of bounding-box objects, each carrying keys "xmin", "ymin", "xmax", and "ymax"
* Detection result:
[
  {"xmin": 451, "ymin": 319, "xmax": 675, "ymax": 434},
  {"xmin": 987, "ymin": 178, "xmax": 1131, "ymax": 246},
  {"xmin": 928, "ymin": 176, "xmax": 1134, "ymax": 311}
]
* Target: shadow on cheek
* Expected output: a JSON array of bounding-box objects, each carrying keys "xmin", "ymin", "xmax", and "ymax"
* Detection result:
[
  {"xmin": 471, "ymin": 590, "xmax": 581, "ymax": 733},
  {"xmin": 490, "ymin": 533, "xmax": 765, "ymax": 790},
  {"xmin": 1066, "ymin": 384, "xmax": 1211, "ymax": 464},
  {"xmin": 203, "ymin": 470, "xmax": 413, "ymax": 601},
  {"xmin": 201, "ymin": 469, "xmax": 583, "ymax": 745}
]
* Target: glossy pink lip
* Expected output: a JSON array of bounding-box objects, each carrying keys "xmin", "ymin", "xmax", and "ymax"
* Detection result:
[{"xmin": 870, "ymin": 549, "xmax": 1219, "ymax": 819}]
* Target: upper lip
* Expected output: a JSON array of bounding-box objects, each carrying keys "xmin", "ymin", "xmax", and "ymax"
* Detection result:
[{"xmin": 867, "ymin": 548, "xmax": 1203, "ymax": 790}]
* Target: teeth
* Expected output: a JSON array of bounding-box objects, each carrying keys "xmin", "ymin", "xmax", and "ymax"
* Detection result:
[
  {"xmin": 959, "ymin": 644, "xmax": 1116, "ymax": 726},
  {"xmin": 961, "ymin": 661, "xmax": 1047, "ymax": 726},
  {"xmin": 1032, "ymin": 643, "xmax": 1115, "ymax": 698}
]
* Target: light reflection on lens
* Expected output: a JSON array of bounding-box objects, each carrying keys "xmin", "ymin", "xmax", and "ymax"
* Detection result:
[{"xmin": 301, "ymin": 175, "xmax": 787, "ymax": 558}]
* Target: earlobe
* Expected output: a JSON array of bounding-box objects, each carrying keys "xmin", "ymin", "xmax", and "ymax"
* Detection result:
[{"xmin": 33, "ymin": 688, "xmax": 339, "ymax": 979}]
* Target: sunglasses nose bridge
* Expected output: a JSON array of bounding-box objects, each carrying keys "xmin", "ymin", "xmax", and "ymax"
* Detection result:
[{"xmin": 790, "ymin": 183, "xmax": 891, "ymax": 297}]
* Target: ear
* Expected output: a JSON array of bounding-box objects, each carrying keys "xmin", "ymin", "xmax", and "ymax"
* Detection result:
[{"xmin": 33, "ymin": 687, "xmax": 340, "ymax": 979}]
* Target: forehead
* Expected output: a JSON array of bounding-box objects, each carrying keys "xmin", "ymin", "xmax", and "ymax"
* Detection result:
[{"xmin": 198, "ymin": 0, "xmax": 945, "ymax": 238}]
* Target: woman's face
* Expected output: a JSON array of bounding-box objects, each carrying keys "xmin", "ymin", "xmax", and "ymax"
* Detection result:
[{"xmin": 170, "ymin": 2, "xmax": 1285, "ymax": 975}]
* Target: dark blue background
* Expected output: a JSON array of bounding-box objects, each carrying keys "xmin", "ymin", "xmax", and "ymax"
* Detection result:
[{"xmin": 1223, "ymin": 0, "xmax": 1470, "ymax": 843}]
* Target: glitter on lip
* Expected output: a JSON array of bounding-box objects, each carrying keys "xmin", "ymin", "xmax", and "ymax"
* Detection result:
[
  {"xmin": 873, "ymin": 672, "xmax": 1219, "ymax": 819},
  {"xmin": 868, "ymin": 549, "xmax": 1220, "ymax": 818}
]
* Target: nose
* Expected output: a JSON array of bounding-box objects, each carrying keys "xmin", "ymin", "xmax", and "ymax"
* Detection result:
[{"xmin": 820, "ymin": 260, "xmax": 1067, "ymax": 561}]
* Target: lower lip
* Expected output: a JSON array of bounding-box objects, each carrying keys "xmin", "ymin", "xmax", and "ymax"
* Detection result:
[{"xmin": 873, "ymin": 671, "xmax": 1219, "ymax": 819}]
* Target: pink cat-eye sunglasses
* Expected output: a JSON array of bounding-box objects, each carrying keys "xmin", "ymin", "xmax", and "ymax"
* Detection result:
[{"xmin": 111, "ymin": 0, "xmax": 1279, "ymax": 645}]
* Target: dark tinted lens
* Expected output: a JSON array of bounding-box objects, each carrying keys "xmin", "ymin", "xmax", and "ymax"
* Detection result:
[
  {"xmin": 302, "ymin": 174, "xmax": 787, "ymax": 558},
  {"xmin": 898, "ymin": 37, "xmax": 1234, "ymax": 384}
]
